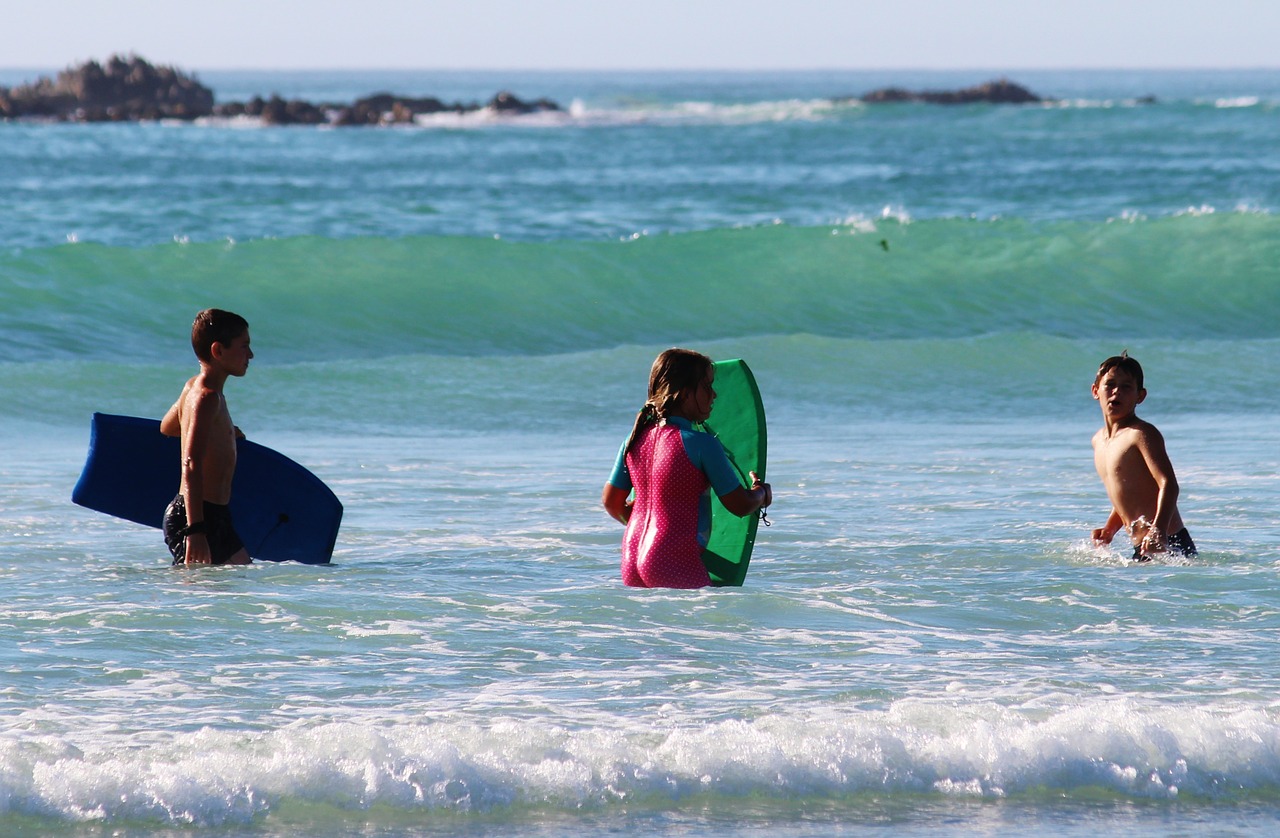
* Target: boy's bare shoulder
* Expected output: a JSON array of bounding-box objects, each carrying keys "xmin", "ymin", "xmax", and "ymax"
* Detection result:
[
  {"xmin": 176, "ymin": 375, "xmax": 204, "ymax": 405},
  {"xmin": 1098, "ymin": 417, "xmax": 1163, "ymax": 443},
  {"xmin": 193, "ymin": 383, "xmax": 223, "ymax": 405},
  {"xmin": 1130, "ymin": 417, "xmax": 1165, "ymax": 442},
  {"xmin": 185, "ymin": 380, "xmax": 228, "ymax": 422},
  {"xmin": 1113, "ymin": 419, "xmax": 1168, "ymax": 459}
]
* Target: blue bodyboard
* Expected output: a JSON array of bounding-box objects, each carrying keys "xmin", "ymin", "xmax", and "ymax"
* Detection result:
[{"xmin": 72, "ymin": 413, "xmax": 342, "ymax": 564}]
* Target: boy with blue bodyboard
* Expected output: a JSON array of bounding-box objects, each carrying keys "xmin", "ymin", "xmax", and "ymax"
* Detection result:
[{"xmin": 160, "ymin": 309, "xmax": 254, "ymax": 566}]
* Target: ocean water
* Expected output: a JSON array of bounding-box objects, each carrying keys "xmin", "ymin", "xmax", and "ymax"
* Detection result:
[{"xmin": 2, "ymin": 69, "xmax": 1280, "ymax": 836}]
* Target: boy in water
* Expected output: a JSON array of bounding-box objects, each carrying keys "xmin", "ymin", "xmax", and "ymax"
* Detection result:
[
  {"xmin": 1090, "ymin": 351, "xmax": 1196, "ymax": 561},
  {"xmin": 160, "ymin": 309, "xmax": 254, "ymax": 566}
]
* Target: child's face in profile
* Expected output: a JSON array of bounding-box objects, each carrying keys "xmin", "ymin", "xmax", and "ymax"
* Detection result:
[
  {"xmin": 213, "ymin": 330, "xmax": 254, "ymax": 377},
  {"xmin": 681, "ymin": 368, "xmax": 717, "ymax": 423},
  {"xmin": 1093, "ymin": 368, "xmax": 1145, "ymax": 420}
]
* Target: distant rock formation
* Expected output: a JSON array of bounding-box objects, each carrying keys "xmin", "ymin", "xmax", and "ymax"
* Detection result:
[
  {"xmin": 854, "ymin": 79, "xmax": 1046, "ymax": 105},
  {"xmin": 488, "ymin": 91, "xmax": 560, "ymax": 114},
  {"xmin": 331, "ymin": 93, "xmax": 454, "ymax": 126},
  {"xmin": 212, "ymin": 90, "xmax": 560, "ymax": 126},
  {"xmin": 0, "ymin": 54, "xmax": 561, "ymax": 126},
  {"xmin": 0, "ymin": 54, "xmax": 214, "ymax": 120}
]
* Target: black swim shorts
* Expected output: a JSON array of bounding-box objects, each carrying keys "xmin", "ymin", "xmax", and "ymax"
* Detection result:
[
  {"xmin": 163, "ymin": 494, "xmax": 246, "ymax": 565},
  {"xmin": 1133, "ymin": 527, "xmax": 1198, "ymax": 562}
]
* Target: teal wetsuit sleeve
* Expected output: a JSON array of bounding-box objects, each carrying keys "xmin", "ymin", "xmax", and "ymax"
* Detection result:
[
  {"xmin": 680, "ymin": 429, "xmax": 741, "ymax": 496},
  {"xmin": 607, "ymin": 439, "xmax": 632, "ymax": 490}
]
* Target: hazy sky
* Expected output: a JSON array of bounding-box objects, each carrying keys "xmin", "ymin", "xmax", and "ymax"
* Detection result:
[{"xmin": 4, "ymin": 0, "xmax": 1276, "ymax": 71}]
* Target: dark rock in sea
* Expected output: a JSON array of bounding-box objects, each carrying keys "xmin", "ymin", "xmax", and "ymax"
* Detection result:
[
  {"xmin": 487, "ymin": 90, "xmax": 560, "ymax": 114},
  {"xmin": 0, "ymin": 54, "xmax": 214, "ymax": 121},
  {"xmin": 327, "ymin": 93, "xmax": 456, "ymax": 126},
  {"xmin": 218, "ymin": 89, "xmax": 562, "ymax": 126},
  {"xmin": 856, "ymin": 78, "xmax": 1045, "ymax": 105},
  {"xmin": 2, "ymin": 54, "xmax": 562, "ymax": 127},
  {"xmin": 259, "ymin": 95, "xmax": 327, "ymax": 126}
]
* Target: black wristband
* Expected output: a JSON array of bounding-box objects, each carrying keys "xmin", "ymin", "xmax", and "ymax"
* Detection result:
[{"xmin": 182, "ymin": 521, "xmax": 207, "ymax": 537}]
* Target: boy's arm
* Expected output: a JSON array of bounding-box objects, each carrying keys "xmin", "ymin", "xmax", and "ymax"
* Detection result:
[
  {"xmin": 1137, "ymin": 425, "xmax": 1180, "ymax": 551},
  {"xmin": 1092, "ymin": 509, "xmax": 1124, "ymax": 544},
  {"xmin": 178, "ymin": 389, "xmax": 218, "ymax": 564},
  {"xmin": 159, "ymin": 380, "xmax": 191, "ymax": 437}
]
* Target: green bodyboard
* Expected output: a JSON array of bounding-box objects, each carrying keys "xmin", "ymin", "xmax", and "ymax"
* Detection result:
[{"xmin": 696, "ymin": 359, "xmax": 767, "ymax": 586}]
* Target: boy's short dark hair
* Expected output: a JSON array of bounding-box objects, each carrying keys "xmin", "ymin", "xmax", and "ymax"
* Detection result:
[
  {"xmin": 1095, "ymin": 350, "xmax": 1143, "ymax": 390},
  {"xmin": 191, "ymin": 309, "xmax": 249, "ymax": 363}
]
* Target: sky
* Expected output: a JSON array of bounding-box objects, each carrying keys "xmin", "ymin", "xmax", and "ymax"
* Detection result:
[{"xmin": 2, "ymin": 0, "xmax": 1276, "ymax": 71}]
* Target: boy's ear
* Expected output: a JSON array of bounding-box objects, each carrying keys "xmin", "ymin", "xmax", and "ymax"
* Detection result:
[
  {"xmin": 209, "ymin": 341, "xmax": 225, "ymax": 361},
  {"xmin": 1136, "ymin": 388, "xmax": 1147, "ymax": 404},
  {"xmin": 1090, "ymin": 382, "xmax": 1101, "ymax": 400}
]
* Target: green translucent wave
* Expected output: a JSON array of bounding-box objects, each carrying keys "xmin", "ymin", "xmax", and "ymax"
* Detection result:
[{"xmin": 1, "ymin": 213, "xmax": 1275, "ymax": 363}]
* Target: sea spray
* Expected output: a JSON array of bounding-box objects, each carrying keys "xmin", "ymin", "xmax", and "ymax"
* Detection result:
[{"xmin": 5, "ymin": 700, "xmax": 1280, "ymax": 827}]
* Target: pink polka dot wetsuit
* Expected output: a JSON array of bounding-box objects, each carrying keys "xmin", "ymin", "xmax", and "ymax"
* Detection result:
[{"xmin": 608, "ymin": 417, "xmax": 742, "ymax": 589}]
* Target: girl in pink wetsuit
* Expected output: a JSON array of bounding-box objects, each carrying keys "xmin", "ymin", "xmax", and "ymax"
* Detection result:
[{"xmin": 602, "ymin": 349, "xmax": 772, "ymax": 589}]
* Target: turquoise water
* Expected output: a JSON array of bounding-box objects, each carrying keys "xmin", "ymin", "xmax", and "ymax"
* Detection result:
[{"xmin": 2, "ymin": 70, "xmax": 1280, "ymax": 835}]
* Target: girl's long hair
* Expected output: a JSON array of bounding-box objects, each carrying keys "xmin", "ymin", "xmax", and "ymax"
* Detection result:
[{"xmin": 622, "ymin": 348, "xmax": 713, "ymax": 456}]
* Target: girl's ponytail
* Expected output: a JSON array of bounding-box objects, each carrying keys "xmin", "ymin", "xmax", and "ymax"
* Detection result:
[
  {"xmin": 622, "ymin": 401, "xmax": 658, "ymax": 456},
  {"xmin": 622, "ymin": 348, "xmax": 713, "ymax": 456}
]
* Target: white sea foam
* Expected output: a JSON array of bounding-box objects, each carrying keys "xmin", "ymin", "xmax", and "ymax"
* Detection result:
[
  {"xmin": 834, "ymin": 205, "xmax": 914, "ymax": 235},
  {"xmin": 197, "ymin": 98, "xmax": 851, "ymax": 130},
  {"xmin": 835, "ymin": 214, "xmax": 879, "ymax": 234},
  {"xmin": 561, "ymin": 97, "xmax": 851, "ymax": 126},
  {"xmin": 4, "ymin": 699, "xmax": 1280, "ymax": 825},
  {"xmin": 1214, "ymin": 96, "xmax": 1261, "ymax": 108},
  {"xmin": 1045, "ymin": 98, "xmax": 1159, "ymax": 109},
  {"xmin": 1107, "ymin": 209, "xmax": 1148, "ymax": 223},
  {"xmin": 879, "ymin": 204, "xmax": 913, "ymax": 224},
  {"xmin": 413, "ymin": 107, "xmax": 574, "ymax": 129},
  {"xmin": 193, "ymin": 113, "xmax": 270, "ymax": 129}
]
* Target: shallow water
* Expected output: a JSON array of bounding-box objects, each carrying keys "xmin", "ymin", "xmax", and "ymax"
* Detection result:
[{"xmin": 3, "ymin": 69, "xmax": 1280, "ymax": 835}]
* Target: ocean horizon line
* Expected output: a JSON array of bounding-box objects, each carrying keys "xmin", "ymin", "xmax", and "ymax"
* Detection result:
[{"xmin": 5, "ymin": 63, "xmax": 1280, "ymax": 74}]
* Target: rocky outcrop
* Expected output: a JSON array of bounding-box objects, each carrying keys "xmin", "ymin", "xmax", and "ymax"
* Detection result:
[
  {"xmin": 332, "ymin": 93, "xmax": 453, "ymax": 125},
  {"xmin": 487, "ymin": 91, "xmax": 559, "ymax": 114},
  {"xmin": 856, "ymin": 79, "xmax": 1045, "ymax": 105},
  {"xmin": 209, "ymin": 89, "xmax": 560, "ymax": 125},
  {"xmin": 211, "ymin": 95, "xmax": 327, "ymax": 125},
  {"xmin": 0, "ymin": 54, "xmax": 213, "ymax": 120},
  {"xmin": 1, "ymin": 56, "xmax": 562, "ymax": 126},
  {"xmin": 211, "ymin": 92, "xmax": 448, "ymax": 125}
]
